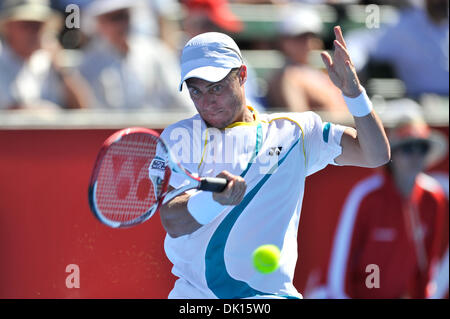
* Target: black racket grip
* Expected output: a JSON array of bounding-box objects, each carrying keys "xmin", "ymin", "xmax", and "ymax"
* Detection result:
[{"xmin": 199, "ymin": 177, "xmax": 228, "ymax": 192}]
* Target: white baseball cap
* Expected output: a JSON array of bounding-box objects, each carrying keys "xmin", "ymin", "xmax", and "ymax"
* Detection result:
[
  {"xmin": 179, "ymin": 32, "xmax": 243, "ymax": 91},
  {"xmin": 279, "ymin": 6, "xmax": 323, "ymax": 37},
  {"xmin": 0, "ymin": 0, "xmax": 54, "ymax": 23}
]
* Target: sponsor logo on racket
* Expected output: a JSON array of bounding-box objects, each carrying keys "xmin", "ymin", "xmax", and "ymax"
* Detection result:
[{"xmin": 151, "ymin": 159, "xmax": 166, "ymax": 170}]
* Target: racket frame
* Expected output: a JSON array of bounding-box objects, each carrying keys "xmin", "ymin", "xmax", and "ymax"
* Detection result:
[
  {"xmin": 88, "ymin": 128, "xmax": 170, "ymax": 228},
  {"xmin": 88, "ymin": 127, "xmax": 225, "ymax": 228}
]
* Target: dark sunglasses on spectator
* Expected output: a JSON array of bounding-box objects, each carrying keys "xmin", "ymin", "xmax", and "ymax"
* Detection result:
[{"xmin": 396, "ymin": 141, "xmax": 430, "ymax": 156}]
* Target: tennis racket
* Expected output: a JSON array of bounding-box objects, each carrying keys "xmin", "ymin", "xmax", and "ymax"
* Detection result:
[{"xmin": 88, "ymin": 127, "xmax": 228, "ymax": 228}]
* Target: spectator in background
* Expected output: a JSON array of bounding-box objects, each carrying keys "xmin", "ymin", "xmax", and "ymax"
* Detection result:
[
  {"xmin": 325, "ymin": 104, "xmax": 448, "ymax": 298},
  {"xmin": 148, "ymin": 0, "xmax": 184, "ymax": 51},
  {"xmin": 78, "ymin": 0, "xmax": 194, "ymax": 111},
  {"xmin": 347, "ymin": 0, "xmax": 449, "ymax": 98},
  {"xmin": 181, "ymin": 0, "xmax": 243, "ymax": 38},
  {"xmin": 0, "ymin": 0, "xmax": 88, "ymax": 109},
  {"xmin": 266, "ymin": 5, "xmax": 348, "ymax": 112}
]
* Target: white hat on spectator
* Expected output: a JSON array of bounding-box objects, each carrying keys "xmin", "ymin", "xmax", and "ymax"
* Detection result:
[
  {"xmin": 0, "ymin": 0, "xmax": 54, "ymax": 23},
  {"xmin": 85, "ymin": 0, "xmax": 136, "ymax": 17},
  {"xmin": 279, "ymin": 5, "xmax": 323, "ymax": 36},
  {"xmin": 179, "ymin": 32, "xmax": 243, "ymax": 91}
]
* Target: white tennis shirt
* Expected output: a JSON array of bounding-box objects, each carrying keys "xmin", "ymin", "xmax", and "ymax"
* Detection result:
[{"xmin": 154, "ymin": 107, "xmax": 347, "ymax": 298}]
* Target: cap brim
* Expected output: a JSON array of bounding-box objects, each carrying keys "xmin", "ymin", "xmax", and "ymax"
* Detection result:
[
  {"xmin": 179, "ymin": 66, "xmax": 232, "ymax": 91},
  {"xmin": 0, "ymin": 5, "xmax": 53, "ymax": 23}
]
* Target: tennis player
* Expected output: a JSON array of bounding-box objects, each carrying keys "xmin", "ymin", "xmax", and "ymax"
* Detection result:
[{"xmin": 154, "ymin": 26, "xmax": 391, "ymax": 299}]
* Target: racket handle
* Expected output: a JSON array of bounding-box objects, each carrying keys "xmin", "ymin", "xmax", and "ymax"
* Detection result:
[{"xmin": 199, "ymin": 177, "xmax": 228, "ymax": 192}]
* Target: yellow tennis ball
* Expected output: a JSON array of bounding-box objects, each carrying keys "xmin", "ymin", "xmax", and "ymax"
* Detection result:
[{"xmin": 252, "ymin": 244, "xmax": 280, "ymax": 274}]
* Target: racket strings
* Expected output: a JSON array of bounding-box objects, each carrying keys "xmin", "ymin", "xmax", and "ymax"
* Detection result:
[{"xmin": 95, "ymin": 134, "xmax": 162, "ymax": 222}]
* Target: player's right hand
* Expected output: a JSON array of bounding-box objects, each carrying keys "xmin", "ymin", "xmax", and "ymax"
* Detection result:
[{"xmin": 213, "ymin": 170, "xmax": 246, "ymax": 206}]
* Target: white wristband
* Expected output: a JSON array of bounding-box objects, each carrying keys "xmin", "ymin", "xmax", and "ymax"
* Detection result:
[
  {"xmin": 187, "ymin": 191, "xmax": 224, "ymax": 225},
  {"xmin": 343, "ymin": 89, "xmax": 373, "ymax": 117}
]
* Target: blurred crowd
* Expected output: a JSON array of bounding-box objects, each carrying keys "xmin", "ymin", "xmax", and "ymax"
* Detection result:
[{"xmin": 0, "ymin": 0, "xmax": 448, "ymax": 112}]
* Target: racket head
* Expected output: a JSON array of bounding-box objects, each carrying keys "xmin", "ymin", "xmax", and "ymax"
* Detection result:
[{"xmin": 88, "ymin": 128, "xmax": 171, "ymax": 228}]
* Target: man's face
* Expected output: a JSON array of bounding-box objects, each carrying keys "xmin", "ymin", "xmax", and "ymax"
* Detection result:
[
  {"xmin": 390, "ymin": 141, "xmax": 430, "ymax": 180},
  {"xmin": 96, "ymin": 9, "xmax": 130, "ymax": 44},
  {"xmin": 4, "ymin": 20, "xmax": 44, "ymax": 58},
  {"xmin": 185, "ymin": 67, "xmax": 247, "ymax": 129},
  {"xmin": 281, "ymin": 33, "xmax": 323, "ymax": 65}
]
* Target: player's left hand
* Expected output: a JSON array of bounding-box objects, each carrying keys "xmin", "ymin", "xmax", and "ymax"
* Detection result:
[
  {"xmin": 321, "ymin": 26, "xmax": 363, "ymax": 98},
  {"xmin": 213, "ymin": 170, "xmax": 246, "ymax": 206}
]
